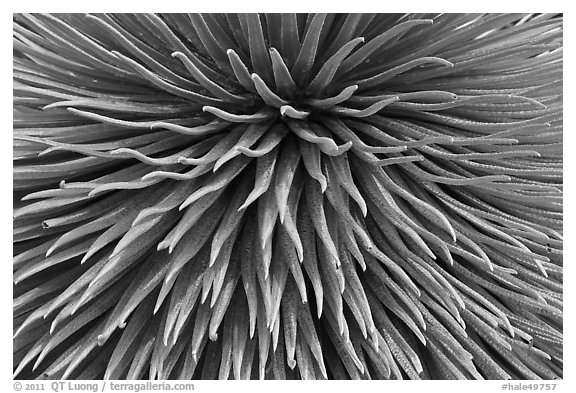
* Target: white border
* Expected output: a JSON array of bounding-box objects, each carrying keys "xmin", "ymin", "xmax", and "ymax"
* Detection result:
[{"xmin": 2, "ymin": 5, "xmax": 572, "ymax": 391}]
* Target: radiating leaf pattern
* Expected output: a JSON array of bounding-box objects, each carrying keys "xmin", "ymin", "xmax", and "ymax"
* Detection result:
[{"xmin": 13, "ymin": 13, "xmax": 562, "ymax": 380}]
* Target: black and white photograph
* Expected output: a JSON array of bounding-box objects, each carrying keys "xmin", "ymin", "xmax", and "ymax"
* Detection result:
[{"xmin": 9, "ymin": 6, "xmax": 567, "ymax": 387}]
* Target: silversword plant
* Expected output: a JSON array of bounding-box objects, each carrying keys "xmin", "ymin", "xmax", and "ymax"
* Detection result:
[{"xmin": 13, "ymin": 13, "xmax": 562, "ymax": 380}]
